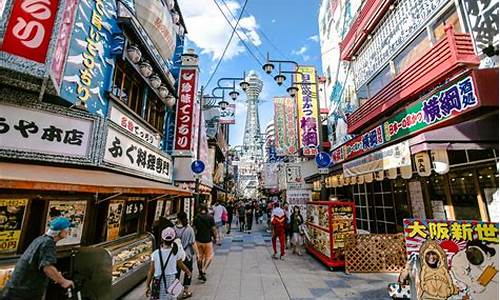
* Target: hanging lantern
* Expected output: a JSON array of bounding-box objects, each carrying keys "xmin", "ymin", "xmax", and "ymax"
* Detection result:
[
  {"xmin": 386, "ymin": 168, "xmax": 397, "ymax": 179},
  {"xmin": 357, "ymin": 175, "xmax": 365, "ymax": 184},
  {"xmin": 364, "ymin": 173, "xmax": 373, "ymax": 183},
  {"xmin": 400, "ymin": 165, "xmax": 413, "ymax": 179},
  {"xmin": 414, "ymin": 152, "xmax": 432, "ymax": 177},
  {"xmin": 431, "ymin": 149, "xmax": 450, "ymax": 175},
  {"xmin": 350, "ymin": 177, "xmax": 357, "ymax": 185},
  {"xmin": 374, "ymin": 170, "xmax": 384, "ymax": 181},
  {"xmin": 331, "ymin": 176, "xmax": 338, "ymax": 188}
]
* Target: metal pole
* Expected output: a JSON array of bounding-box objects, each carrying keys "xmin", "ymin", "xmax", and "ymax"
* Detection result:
[{"xmin": 195, "ymin": 85, "xmax": 204, "ymax": 209}]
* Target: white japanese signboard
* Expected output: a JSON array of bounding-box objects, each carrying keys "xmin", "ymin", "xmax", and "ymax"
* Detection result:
[
  {"xmin": 0, "ymin": 103, "xmax": 92, "ymax": 157},
  {"xmin": 286, "ymin": 190, "xmax": 312, "ymax": 205},
  {"xmin": 109, "ymin": 104, "xmax": 161, "ymax": 148},
  {"xmin": 104, "ymin": 127, "xmax": 173, "ymax": 182}
]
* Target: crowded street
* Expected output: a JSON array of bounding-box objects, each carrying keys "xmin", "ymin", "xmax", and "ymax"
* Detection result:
[{"xmin": 123, "ymin": 221, "xmax": 397, "ymax": 300}]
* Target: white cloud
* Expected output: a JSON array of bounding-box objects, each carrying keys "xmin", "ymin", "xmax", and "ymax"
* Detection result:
[
  {"xmin": 292, "ymin": 46, "xmax": 308, "ymax": 56},
  {"xmin": 271, "ymin": 19, "xmax": 276, "ymax": 23},
  {"xmin": 309, "ymin": 35, "xmax": 319, "ymax": 42},
  {"xmin": 178, "ymin": 0, "xmax": 261, "ymax": 61}
]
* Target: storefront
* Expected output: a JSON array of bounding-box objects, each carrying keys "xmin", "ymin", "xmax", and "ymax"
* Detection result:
[{"xmin": 321, "ymin": 69, "xmax": 498, "ymax": 234}]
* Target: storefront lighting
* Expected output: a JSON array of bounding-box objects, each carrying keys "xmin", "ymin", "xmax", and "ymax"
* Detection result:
[
  {"xmin": 229, "ymin": 90, "xmax": 240, "ymax": 101},
  {"xmin": 263, "ymin": 62, "xmax": 275, "ymax": 74},
  {"xmin": 461, "ymin": 178, "xmax": 465, "ymax": 181},
  {"xmin": 468, "ymin": 173, "xmax": 473, "ymax": 176},
  {"xmin": 218, "ymin": 99, "xmax": 229, "ymax": 110},
  {"xmin": 479, "ymin": 176, "xmax": 483, "ymax": 179},
  {"xmin": 239, "ymin": 80, "xmax": 250, "ymax": 91},
  {"xmin": 451, "ymin": 178, "xmax": 456, "ymax": 181},
  {"xmin": 487, "ymin": 175, "xmax": 492, "ymax": 178},
  {"xmin": 287, "ymin": 86, "xmax": 299, "ymax": 98},
  {"xmin": 367, "ymin": 34, "xmax": 372, "ymax": 40}
]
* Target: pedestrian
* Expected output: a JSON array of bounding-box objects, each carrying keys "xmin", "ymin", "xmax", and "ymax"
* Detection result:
[
  {"xmin": 283, "ymin": 203, "xmax": 292, "ymax": 249},
  {"xmin": 290, "ymin": 206, "xmax": 304, "ymax": 255},
  {"xmin": 245, "ymin": 201, "xmax": 254, "ymax": 232},
  {"xmin": 1, "ymin": 217, "xmax": 74, "ymax": 300},
  {"xmin": 212, "ymin": 201, "xmax": 227, "ymax": 245},
  {"xmin": 153, "ymin": 216, "xmax": 174, "ymax": 249},
  {"xmin": 271, "ymin": 202, "xmax": 287, "ymax": 259},
  {"xmin": 225, "ymin": 201, "xmax": 234, "ymax": 234},
  {"xmin": 145, "ymin": 227, "xmax": 192, "ymax": 300},
  {"xmin": 192, "ymin": 205, "xmax": 217, "ymax": 282},
  {"xmin": 174, "ymin": 212, "xmax": 198, "ymax": 299},
  {"xmin": 237, "ymin": 202, "xmax": 246, "ymax": 232}
]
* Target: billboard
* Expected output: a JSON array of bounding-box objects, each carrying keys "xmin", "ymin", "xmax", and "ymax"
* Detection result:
[
  {"xmin": 174, "ymin": 68, "xmax": 198, "ymax": 153},
  {"xmin": 403, "ymin": 219, "xmax": 499, "ymax": 299},
  {"xmin": 274, "ymin": 97, "xmax": 298, "ymax": 156},
  {"xmin": 294, "ymin": 66, "xmax": 319, "ymax": 156},
  {"xmin": 219, "ymin": 103, "xmax": 235, "ymax": 124}
]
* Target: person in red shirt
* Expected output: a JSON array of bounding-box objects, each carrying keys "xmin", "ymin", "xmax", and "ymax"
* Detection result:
[{"xmin": 270, "ymin": 202, "xmax": 287, "ymax": 259}]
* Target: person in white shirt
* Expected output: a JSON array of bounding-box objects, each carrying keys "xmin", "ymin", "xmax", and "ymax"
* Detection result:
[
  {"xmin": 212, "ymin": 201, "xmax": 227, "ymax": 246},
  {"xmin": 145, "ymin": 227, "xmax": 192, "ymax": 300}
]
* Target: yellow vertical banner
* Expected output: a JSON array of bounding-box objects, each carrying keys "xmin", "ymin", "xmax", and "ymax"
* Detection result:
[{"xmin": 294, "ymin": 66, "xmax": 319, "ymax": 156}]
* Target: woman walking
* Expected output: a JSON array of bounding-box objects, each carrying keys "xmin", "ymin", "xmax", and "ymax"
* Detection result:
[
  {"xmin": 146, "ymin": 227, "xmax": 192, "ymax": 300},
  {"xmin": 290, "ymin": 206, "xmax": 304, "ymax": 255},
  {"xmin": 174, "ymin": 212, "xmax": 198, "ymax": 299}
]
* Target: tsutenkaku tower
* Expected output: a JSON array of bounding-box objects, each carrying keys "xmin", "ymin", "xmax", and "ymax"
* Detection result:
[{"xmin": 242, "ymin": 73, "xmax": 263, "ymax": 160}]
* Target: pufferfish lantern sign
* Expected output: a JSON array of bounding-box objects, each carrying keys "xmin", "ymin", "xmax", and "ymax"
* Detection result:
[{"xmin": 397, "ymin": 219, "xmax": 499, "ymax": 300}]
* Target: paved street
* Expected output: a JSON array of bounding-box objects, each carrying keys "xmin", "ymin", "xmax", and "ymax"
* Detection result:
[{"xmin": 122, "ymin": 223, "xmax": 397, "ymax": 300}]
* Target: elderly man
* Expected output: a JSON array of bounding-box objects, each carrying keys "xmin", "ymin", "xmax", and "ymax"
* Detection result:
[{"xmin": 1, "ymin": 217, "xmax": 75, "ymax": 300}]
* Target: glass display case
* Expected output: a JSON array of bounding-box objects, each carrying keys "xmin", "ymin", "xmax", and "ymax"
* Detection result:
[
  {"xmin": 74, "ymin": 233, "xmax": 154, "ymax": 300},
  {"xmin": 0, "ymin": 261, "xmax": 16, "ymax": 292},
  {"xmin": 306, "ymin": 201, "xmax": 356, "ymax": 270}
]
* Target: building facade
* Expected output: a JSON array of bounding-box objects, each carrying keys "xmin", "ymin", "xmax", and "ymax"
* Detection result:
[{"xmin": 316, "ymin": 0, "xmax": 499, "ymax": 233}]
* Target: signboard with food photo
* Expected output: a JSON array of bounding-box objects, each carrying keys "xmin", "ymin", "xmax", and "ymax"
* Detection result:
[{"xmin": 0, "ymin": 199, "xmax": 28, "ymax": 253}]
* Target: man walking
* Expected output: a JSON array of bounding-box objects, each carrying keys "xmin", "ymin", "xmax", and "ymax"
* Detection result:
[
  {"xmin": 225, "ymin": 201, "xmax": 234, "ymax": 234},
  {"xmin": 212, "ymin": 201, "xmax": 227, "ymax": 245},
  {"xmin": 192, "ymin": 205, "xmax": 217, "ymax": 282},
  {"xmin": 237, "ymin": 201, "xmax": 246, "ymax": 232},
  {"xmin": 245, "ymin": 201, "xmax": 254, "ymax": 232},
  {"xmin": 271, "ymin": 202, "xmax": 287, "ymax": 259},
  {"xmin": 1, "ymin": 217, "xmax": 74, "ymax": 300}
]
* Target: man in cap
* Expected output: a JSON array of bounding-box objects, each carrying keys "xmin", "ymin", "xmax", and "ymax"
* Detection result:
[{"xmin": 1, "ymin": 217, "xmax": 75, "ymax": 300}]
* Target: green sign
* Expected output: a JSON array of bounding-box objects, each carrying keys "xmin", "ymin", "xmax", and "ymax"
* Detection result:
[{"xmin": 383, "ymin": 76, "xmax": 479, "ymax": 142}]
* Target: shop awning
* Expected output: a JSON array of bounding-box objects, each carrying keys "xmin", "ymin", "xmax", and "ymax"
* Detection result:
[
  {"xmin": 0, "ymin": 162, "xmax": 191, "ymax": 196},
  {"xmin": 409, "ymin": 114, "xmax": 499, "ymax": 153}
]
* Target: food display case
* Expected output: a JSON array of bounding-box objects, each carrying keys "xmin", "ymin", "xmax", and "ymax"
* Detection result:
[
  {"xmin": 73, "ymin": 233, "xmax": 154, "ymax": 300},
  {"xmin": 306, "ymin": 201, "xmax": 356, "ymax": 270},
  {"xmin": 0, "ymin": 259, "xmax": 16, "ymax": 292}
]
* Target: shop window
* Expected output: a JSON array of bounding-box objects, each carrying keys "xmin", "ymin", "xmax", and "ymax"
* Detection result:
[
  {"xmin": 367, "ymin": 65, "xmax": 392, "ymax": 97},
  {"xmin": 467, "ymin": 150, "xmax": 495, "ymax": 162},
  {"xmin": 449, "ymin": 150, "xmax": 468, "ymax": 165},
  {"xmin": 145, "ymin": 95, "xmax": 166, "ymax": 132},
  {"xmin": 448, "ymin": 170, "xmax": 481, "ymax": 220},
  {"xmin": 477, "ymin": 165, "xmax": 499, "ymax": 221},
  {"xmin": 432, "ymin": 5, "xmax": 462, "ymax": 42},
  {"xmin": 393, "ymin": 179, "xmax": 411, "ymax": 231},
  {"xmin": 112, "ymin": 60, "xmax": 144, "ymax": 117},
  {"xmin": 393, "ymin": 30, "xmax": 431, "ymax": 74},
  {"xmin": 356, "ymin": 85, "xmax": 369, "ymax": 105}
]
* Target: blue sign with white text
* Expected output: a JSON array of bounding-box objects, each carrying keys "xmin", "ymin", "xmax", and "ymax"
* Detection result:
[
  {"xmin": 315, "ymin": 151, "xmax": 331, "ymax": 168},
  {"xmin": 191, "ymin": 160, "xmax": 205, "ymax": 174}
]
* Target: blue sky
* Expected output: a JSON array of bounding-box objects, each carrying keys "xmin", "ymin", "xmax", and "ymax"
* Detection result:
[{"xmin": 178, "ymin": 0, "xmax": 322, "ymax": 146}]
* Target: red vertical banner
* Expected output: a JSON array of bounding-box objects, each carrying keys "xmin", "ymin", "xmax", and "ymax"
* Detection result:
[
  {"xmin": 1, "ymin": 0, "xmax": 60, "ymax": 63},
  {"xmin": 174, "ymin": 68, "xmax": 198, "ymax": 152}
]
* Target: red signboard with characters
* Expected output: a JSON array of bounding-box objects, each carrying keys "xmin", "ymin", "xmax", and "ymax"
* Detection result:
[
  {"xmin": 174, "ymin": 68, "xmax": 198, "ymax": 152},
  {"xmin": 1, "ymin": 0, "xmax": 60, "ymax": 63}
]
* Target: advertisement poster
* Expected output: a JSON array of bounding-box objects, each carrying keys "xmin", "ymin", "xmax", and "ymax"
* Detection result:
[
  {"xmin": 404, "ymin": 219, "xmax": 499, "ymax": 300},
  {"xmin": 107, "ymin": 201, "xmax": 124, "ymax": 241},
  {"xmin": 294, "ymin": 66, "xmax": 319, "ymax": 156},
  {"xmin": 154, "ymin": 200, "xmax": 165, "ymax": 221},
  {"xmin": 274, "ymin": 97, "xmax": 298, "ymax": 156},
  {"xmin": 45, "ymin": 200, "xmax": 86, "ymax": 246},
  {"xmin": 219, "ymin": 103, "xmax": 236, "ymax": 124},
  {"xmin": 0, "ymin": 199, "xmax": 28, "ymax": 253},
  {"xmin": 331, "ymin": 206, "xmax": 355, "ymax": 253}
]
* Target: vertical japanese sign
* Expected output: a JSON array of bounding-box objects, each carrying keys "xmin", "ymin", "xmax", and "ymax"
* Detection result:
[
  {"xmin": 50, "ymin": 0, "xmax": 79, "ymax": 91},
  {"xmin": 106, "ymin": 200, "xmax": 124, "ymax": 241},
  {"xmin": 219, "ymin": 103, "xmax": 235, "ymax": 124},
  {"xmin": 0, "ymin": 199, "xmax": 27, "ymax": 253},
  {"xmin": 404, "ymin": 219, "xmax": 499, "ymax": 299},
  {"xmin": 45, "ymin": 200, "xmax": 86, "ymax": 246},
  {"xmin": 294, "ymin": 66, "xmax": 319, "ymax": 156},
  {"xmin": 59, "ymin": 0, "xmax": 119, "ymax": 116},
  {"xmin": 1, "ymin": 0, "xmax": 59, "ymax": 63},
  {"xmin": 274, "ymin": 97, "xmax": 297, "ymax": 156},
  {"xmin": 174, "ymin": 68, "xmax": 198, "ymax": 153}
]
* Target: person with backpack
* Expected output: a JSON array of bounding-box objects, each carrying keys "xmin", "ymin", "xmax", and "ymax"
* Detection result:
[
  {"xmin": 174, "ymin": 212, "xmax": 198, "ymax": 299},
  {"xmin": 145, "ymin": 227, "xmax": 192, "ymax": 300}
]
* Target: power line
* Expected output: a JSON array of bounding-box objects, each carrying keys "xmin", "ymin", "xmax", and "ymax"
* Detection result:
[
  {"xmin": 214, "ymin": 0, "xmax": 264, "ymax": 67},
  {"xmin": 204, "ymin": 0, "xmax": 249, "ymax": 88}
]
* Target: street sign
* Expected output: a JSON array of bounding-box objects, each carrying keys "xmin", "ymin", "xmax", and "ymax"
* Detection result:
[
  {"xmin": 191, "ymin": 160, "xmax": 205, "ymax": 174},
  {"xmin": 315, "ymin": 151, "xmax": 331, "ymax": 168}
]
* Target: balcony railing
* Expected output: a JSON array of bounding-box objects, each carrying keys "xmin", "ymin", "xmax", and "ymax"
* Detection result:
[
  {"xmin": 347, "ymin": 26, "xmax": 480, "ymax": 134},
  {"xmin": 339, "ymin": 0, "xmax": 392, "ymax": 61}
]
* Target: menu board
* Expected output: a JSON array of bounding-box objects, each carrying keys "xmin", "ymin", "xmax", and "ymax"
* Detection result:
[
  {"xmin": 45, "ymin": 200, "xmax": 87, "ymax": 246},
  {"xmin": 308, "ymin": 225, "xmax": 331, "ymax": 257},
  {"xmin": 331, "ymin": 205, "xmax": 355, "ymax": 253},
  {"xmin": 124, "ymin": 201, "xmax": 144, "ymax": 221},
  {"xmin": 154, "ymin": 200, "xmax": 165, "ymax": 221},
  {"xmin": 107, "ymin": 201, "xmax": 124, "ymax": 241},
  {"xmin": 0, "ymin": 199, "xmax": 28, "ymax": 253}
]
